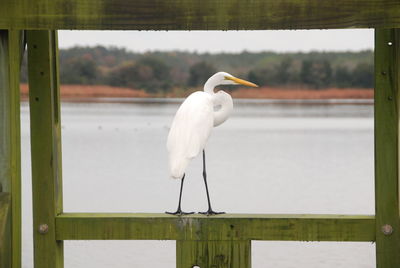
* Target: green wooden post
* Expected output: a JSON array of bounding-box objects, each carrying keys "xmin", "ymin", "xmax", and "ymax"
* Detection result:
[
  {"xmin": 374, "ymin": 28, "xmax": 400, "ymax": 268},
  {"xmin": 27, "ymin": 30, "xmax": 64, "ymax": 268},
  {"xmin": 0, "ymin": 30, "xmax": 23, "ymax": 268},
  {"xmin": 0, "ymin": 193, "xmax": 11, "ymax": 268},
  {"xmin": 177, "ymin": 240, "xmax": 251, "ymax": 268}
]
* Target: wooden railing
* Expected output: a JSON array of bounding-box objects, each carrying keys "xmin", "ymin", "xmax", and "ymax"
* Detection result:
[
  {"xmin": 1, "ymin": 1, "xmax": 400, "ymax": 267},
  {"xmin": 22, "ymin": 28, "xmax": 400, "ymax": 268},
  {"xmin": 2, "ymin": 0, "xmax": 400, "ymax": 30},
  {"xmin": 55, "ymin": 213, "xmax": 375, "ymax": 241}
]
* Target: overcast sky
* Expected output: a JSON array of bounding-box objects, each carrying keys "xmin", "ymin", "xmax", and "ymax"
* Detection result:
[{"xmin": 59, "ymin": 29, "xmax": 374, "ymax": 53}]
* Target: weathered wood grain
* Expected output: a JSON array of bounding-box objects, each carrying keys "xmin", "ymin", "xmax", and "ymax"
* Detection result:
[
  {"xmin": 27, "ymin": 30, "xmax": 64, "ymax": 268},
  {"xmin": 177, "ymin": 240, "xmax": 251, "ymax": 268},
  {"xmin": 374, "ymin": 29, "xmax": 400, "ymax": 268},
  {"xmin": 0, "ymin": 193, "xmax": 11, "ymax": 268},
  {"xmin": 1, "ymin": 0, "xmax": 400, "ymax": 30},
  {"xmin": 56, "ymin": 213, "xmax": 375, "ymax": 242},
  {"xmin": 0, "ymin": 30, "xmax": 22, "ymax": 268}
]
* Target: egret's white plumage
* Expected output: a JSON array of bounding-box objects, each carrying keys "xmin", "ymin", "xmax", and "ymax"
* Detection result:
[
  {"xmin": 167, "ymin": 91, "xmax": 214, "ymax": 178},
  {"xmin": 167, "ymin": 72, "xmax": 256, "ymax": 179}
]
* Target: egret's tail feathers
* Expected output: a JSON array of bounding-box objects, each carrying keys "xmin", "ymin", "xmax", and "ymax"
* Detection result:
[
  {"xmin": 170, "ymin": 173, "xmax": 183, "ymax": 180},
  {"xmin": 169, "ymin": 157, "xmax": 189, "ymax": 179}
]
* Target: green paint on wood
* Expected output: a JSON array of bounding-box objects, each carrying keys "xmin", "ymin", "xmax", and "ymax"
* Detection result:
[
  {"xmin": 177, "ymin": 240, "xmax": 251, "ymax": 268},
  {"xmin": 0, "ymin": 32, "xmax": 10, "ymax": 191},
  {"xmin": 0, "ymin": 30, "xmax": 22, "ymax": 268},
  {"xmin": 55, "ymin": 213, "xmax": 375, "ymax": 242},
  {"xmin": 1, "ymin": 0, "xmax": 400, "ymax": 30},
  {"xmin": 0, "ymin": 193, "xmax": 11, "ymax": 268},
  {"xmin": 27, "ymin": 30, "xmax": 64, "ymax": 268},
  {"xmin": 374, "ymin": 29, "xmax": 400, "ymax": 268}
]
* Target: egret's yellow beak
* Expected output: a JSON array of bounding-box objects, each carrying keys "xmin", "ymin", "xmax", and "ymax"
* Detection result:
[{"xmin": 225, "ymin": 76, "xmax": 258, "ymax": 87}]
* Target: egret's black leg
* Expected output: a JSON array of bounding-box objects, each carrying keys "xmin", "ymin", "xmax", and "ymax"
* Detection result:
[
  {"xmin": 199, "ymin": 150, "xmax": 225, "ymax": 216},
  {"xmin": 166, "ymin": 174, "xmax": 194, "ymax": 216}
]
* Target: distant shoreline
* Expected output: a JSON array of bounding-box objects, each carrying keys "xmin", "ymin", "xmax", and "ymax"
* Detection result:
[{"xmin": 20, "ymin": 84, "xmax": 373, "ymax": 100}]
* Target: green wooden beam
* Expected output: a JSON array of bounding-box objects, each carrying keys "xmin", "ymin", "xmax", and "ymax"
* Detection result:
[
  {"xmin": 0, "ymin": 193, "xmax": 11, "ymax": 268},
  {"xmin": 56, "ymin": 213, "xmax": 375, "ymax": 242},
  {"xmin": 0, "ymin": 30, "xmax": 23, "ymax": 268},
  {"xmin": 27, "ymin": 30, "xmax": 64, "ymax": 268},
  {"xmin": 1, "ymin": 0, "xmax": 400, "ymax": 30},
  {"xmin": 177, "ymin": 240, "xmax": 251, "ymax": 268},
  {"xmin": 374, "ymin": 29, "xmax": 400, "ymax": 268}
]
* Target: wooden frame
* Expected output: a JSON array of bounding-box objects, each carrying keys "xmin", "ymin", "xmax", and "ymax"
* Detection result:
[
  {"xmin": 2, "ymin": 0, "xmax": 400, "ymax": 30},
  {"xmin": 0, "ymin": 1, "xmax": 399, "ymax": 267},
  {"xmin": 27, "ymin": 30, "xmax": 63, "ymax": 268},
  {"xmin": 56, "ymin": 214, "xmax": 375, "ymax": 241},
  {"xmin": 0, "ymin": 30, "xmax": 23, "ymax": 268},
  {"xmin": 374, "ymin": 29, "xmax": 400, "ymax": 268}
]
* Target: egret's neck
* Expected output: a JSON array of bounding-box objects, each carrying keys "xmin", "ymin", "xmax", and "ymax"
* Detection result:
[
  {"xmin": 203, "ymin": 75, "xmax": 233, "ymax": 126},
  {"xmin": 204, "ymin": 77, "xmax": 218, "ymax": 94},
  {"xmin": 212, "ymin": 91, "xmax": 233, "ymax": 127}
]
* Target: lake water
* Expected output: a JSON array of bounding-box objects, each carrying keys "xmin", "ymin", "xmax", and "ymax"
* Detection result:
[{"xmin": 20, "ymin": 99, "xmax": 375, "ymax": 267}]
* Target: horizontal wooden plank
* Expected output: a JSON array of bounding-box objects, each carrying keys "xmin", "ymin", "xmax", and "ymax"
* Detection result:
[
  {"xmin": 1, "ymin": 0, "xmax": 400, "ymax": 30},
  {"xmin": 56, "ymin": 213, "xmax": 375, "ymax": 242}
]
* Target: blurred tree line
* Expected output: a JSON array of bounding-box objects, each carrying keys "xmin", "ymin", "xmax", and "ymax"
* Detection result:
[{"xmin": 20, "ymin": 46, "xmax": 373, "ymax": 93}]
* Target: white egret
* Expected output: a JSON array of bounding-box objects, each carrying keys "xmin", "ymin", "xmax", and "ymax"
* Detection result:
[{"xmin": 166, "ymin": 72, "xmax": 258, "ymax": 216}]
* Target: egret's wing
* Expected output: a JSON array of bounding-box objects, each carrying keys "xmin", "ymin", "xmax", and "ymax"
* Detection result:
[{"xmin": 167, "ymin": 92, "xmax": 213, "ymax": 179}]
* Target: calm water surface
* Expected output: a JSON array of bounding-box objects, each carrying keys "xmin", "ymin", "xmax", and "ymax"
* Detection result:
[{"xmin": 21, "ymin": 99, "xmax": 375, "ymax": 267}]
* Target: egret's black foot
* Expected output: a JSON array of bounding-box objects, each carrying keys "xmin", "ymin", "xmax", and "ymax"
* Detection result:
[
  {"xmin": 166, "ymin": 209, "xmax": 194, "ymax": 216},
  {"xmin": 198, "ymin": 210, "xmax": 225, "ymax": 216}
]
